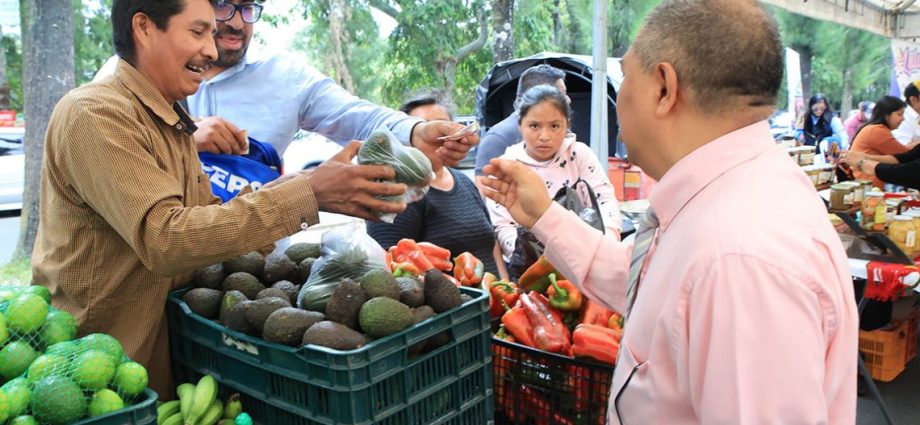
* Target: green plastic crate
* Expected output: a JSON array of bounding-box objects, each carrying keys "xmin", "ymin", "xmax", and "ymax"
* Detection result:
[
  {"xmin": 73, "ymin": 388, "xmax": 159, "ymax": 425},
  {"xmin": 167, "ymin": 287, "xmax": 493, "ymax": 425}
]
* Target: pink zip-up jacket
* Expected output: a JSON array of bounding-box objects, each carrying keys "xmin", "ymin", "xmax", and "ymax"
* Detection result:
[
  {"xmin": 489, "ymin": 134, "xmax": 621, "ymax": 262},
  {"xmin": 531, "ymin": 121, "xmax": 857, "ymax": 424}
]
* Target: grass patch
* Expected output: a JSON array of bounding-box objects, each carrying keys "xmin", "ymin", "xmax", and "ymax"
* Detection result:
[{"xmin": 0, "ymin": 257, "xmax": 31, "ymax": 285}]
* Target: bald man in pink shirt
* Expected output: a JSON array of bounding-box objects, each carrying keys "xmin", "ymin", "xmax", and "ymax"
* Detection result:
[{"xmin": 483, "ymin": 0, "xmax": 858, "ymax": 423}]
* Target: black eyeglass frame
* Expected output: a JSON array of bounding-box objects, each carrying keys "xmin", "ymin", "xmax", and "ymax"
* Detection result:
[{"xmin": 215, "ymin": 1, "xmax": 264, "ymax": 24}]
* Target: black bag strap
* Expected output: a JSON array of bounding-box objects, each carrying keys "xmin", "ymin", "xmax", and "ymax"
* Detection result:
[{"xmin": 572, "ymin": 178, "xmax": 603, "ymax": 217}]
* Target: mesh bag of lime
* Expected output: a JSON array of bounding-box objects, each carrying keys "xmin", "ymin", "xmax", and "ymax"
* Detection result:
[{"xmin": 0, "ymin": 285, "xmax": 150, "ymax": 424}]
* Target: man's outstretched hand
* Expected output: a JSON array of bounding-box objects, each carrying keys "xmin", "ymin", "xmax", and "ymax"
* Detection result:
[
  {"xmin": 411, "ymin": 121, "xmax": 479, "ymax": 168},
  {"xmin": 482, "ymin": 159, "xmax": 552, "ymax": 229},
  {"xmin": 304, "ymin": 141, "xmax": 407, "ymax": 221}
]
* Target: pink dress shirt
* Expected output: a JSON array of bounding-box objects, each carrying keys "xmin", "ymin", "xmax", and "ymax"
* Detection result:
[{"xmin": 531, "ymin": 121, "xmax": 858, "ymax": 424}]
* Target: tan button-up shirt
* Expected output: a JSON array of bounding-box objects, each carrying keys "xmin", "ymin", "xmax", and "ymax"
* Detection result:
[{"xmin": 33, "ymin": 60, "xmax": 320, "ymax": 397}]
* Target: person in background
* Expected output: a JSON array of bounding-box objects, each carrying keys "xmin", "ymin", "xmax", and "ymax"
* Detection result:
[
  {"xmin": 369, "ymin": 91, "xmax": 507, "ymax": 278},
  {"xmin": 893, "ymin": 81, "xmax": 920, "ymax": 146},
  {"xmin": 848, "ymin": 95, "xmax": 908, "ymax": 188},
  {"xmin": 488, "ymin": 85, "xmax": 620, "ymax": 280},
  {"xmin": 840, "ymin": 144, "xmax": 920, "ymax": 190},
  {"xmin": 844, "ymin": 100, "xmax": 874, "ymax": 141},
  {"xmin": 95, "ymin": 0, "xmax": 476, "ymax": 167},
  {"xmin": 481, "ymin": 0, "xmax": 856, "ymax": 422},
  {"xmin": 474, "ymin": 64, "xmax": 568, "ymax": 191},
  {"xmin": 795, "ymin": 93, "xmax": 849, "ymax": 155},
  {"xmin": 34, "ymin": 0, "xmax": 408, "ymax": 398}
]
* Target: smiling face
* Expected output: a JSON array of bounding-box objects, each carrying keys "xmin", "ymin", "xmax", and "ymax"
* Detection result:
[
  {"xmin": 133, "ymin": 0, "xmax": 218, "ymax": 103},
  {"xmin": 520, "ymin": 100, "xmax": 568, "ymax": 162},
  {"xmin": 212, "ymin": 0, "xmax": 256, "ymax": 69}
]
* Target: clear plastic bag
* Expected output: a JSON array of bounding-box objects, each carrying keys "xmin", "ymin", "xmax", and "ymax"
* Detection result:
[
  {"xmin": 357, "ymin": 128, "xmax": 434, "ymax": 222},
  {"xmin": 296, "ymin": 225, "xmax": 387, "ymax": 312}
]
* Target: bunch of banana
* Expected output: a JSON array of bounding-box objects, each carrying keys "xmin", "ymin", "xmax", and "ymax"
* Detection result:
[{"xmin": 156, "ymin": 375, "xmax": 243, "ymax": 425}]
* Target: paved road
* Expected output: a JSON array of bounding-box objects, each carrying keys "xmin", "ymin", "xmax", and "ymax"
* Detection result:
[{"xmin": 0, "ymin": 211, "xmax": 19, "ymax": 265}]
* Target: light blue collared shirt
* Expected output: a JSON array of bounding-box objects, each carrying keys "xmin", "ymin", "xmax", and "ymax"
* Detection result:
[{"xmin": 186, "ymin": 50, "xmax": 421, "ymax": 154}]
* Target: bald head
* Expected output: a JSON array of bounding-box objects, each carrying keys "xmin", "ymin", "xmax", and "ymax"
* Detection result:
[{"xmin": 631, "ymin": 0, "xmax": 783, "ymax": 116}]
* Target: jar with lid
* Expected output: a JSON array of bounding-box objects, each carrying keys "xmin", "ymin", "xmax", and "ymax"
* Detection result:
[
  {"xmin": 889, "ymin": 215, "xmax": 918, "ymax": 257},
  {"xmin": 830, "ymin": 184, "xmax": 850, "ymax": 210},
  {"xmin": 863, "ymin": 191, "xmax": 885, "ymax": 230},
  {"xmin": 798, "ymin": 146, "xmax": 816, "ymax": 166},
  {"xmin": 802, "ymin": 166, "xmax": 819, "ymax": 186},
  {"xmin": 849, "ymin": 181, "xmax": 866, "ymax": 205},
  {"xmin": 818, "ymin": 165, "xmax": 835, "ymax": 185}
]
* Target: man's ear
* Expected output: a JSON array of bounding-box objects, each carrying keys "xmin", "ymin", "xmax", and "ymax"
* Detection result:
[
  {"xmin": 132, "ymin": 12, "xmax": 153, "ymax": 52},
  {"xmin": 654, "ymin": 62, "xmax": 679, "ymax": 117}
]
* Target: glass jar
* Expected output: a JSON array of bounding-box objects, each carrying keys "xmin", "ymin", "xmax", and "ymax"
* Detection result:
[
  {"xmin": 802, "ymin": 166, "xmax": 819, "ymax": 186},
  {"xmin": 830, "ymin": 184, "xmax": 850, "ymax": 210},
  {"xmin": 889, "ymin": 215, "xmax": 917, "ymax": 257},
  {"xmin": 863, "ymin": 191, "xmax": 885, "ymax": 230},
  {"xmin": 798, "ymin": 146, "xmax": 816, "ymax": 166},
  {"xmin": 818, "ymin": 165, "xmax": 835, "ymax": 186},
  {"xmin": 847, "ymin": 181, "xmax": 865, "ymax": 205}
]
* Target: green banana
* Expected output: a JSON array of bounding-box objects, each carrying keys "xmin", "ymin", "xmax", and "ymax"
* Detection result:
[
  {"xmin": 157, "ymin": 400, "xmax": 181, "ymax": 425},
  {"xmin": 217, "ymin": 420, "xmax": 236, "ymax": 425},
  {"xmin": 185, "ymin": 375, "xmax": 218, "ymax": 425},
  {"xmin": 222, "ymin": 393, "xmax": 242, "ymax": 420},
  {"xmin": 161, "ymin": 412, "xmax": 184, "ymax": 425},
  {"xmin": 177, "ymin": 383, "xmax": 196, "ymax": 420},
  {"xmin": 199, "ymin": 399, "xmax": 224, "ymax": 425}
]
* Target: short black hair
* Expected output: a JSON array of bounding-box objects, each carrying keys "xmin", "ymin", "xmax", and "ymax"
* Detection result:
[
  {"xmin": 113, "ymin": 0, "xmax": 216, "ymax": 66},
  {"xmin": 517, "ymin": 85, "xmax": 573, "ymax": 125},
  {"xmin": 632, "ymin": 0, "xmax": 783, "ymax": 113},
  {"xmin": 905, "ymin": 82, "xmax": 920, "ymax": 102},
  {"xmin": 399, "ymin": 90, "xmax": 453, "ymax": 119},
  {"xmin": 516, "ymin": 64, "xmax": 566, "ymax": 99}
]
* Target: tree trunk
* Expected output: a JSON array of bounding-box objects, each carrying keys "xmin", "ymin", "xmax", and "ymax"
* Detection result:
[
  {"xmin": 841, "ymin": 66, "xmax": 853, "ymax": 119},
  {"xmin": 564, "ymin": 0, "xmax": 582, "ymax": 53},
  {"xmin": 491, "ymin": 0, "xmax": 514, "ymax": 64},
  {"xmin": 551, "ymin": 0, "xmax": 561, "ymax": 46},
  {"xmin": 0, "ymin": 25, "xmax": 10, "ymax": 110},
  {"xmin": 15, "ymin": 0, "xmax": 74, "ymax": 261},
  {"xmin": 796, "ymin": 45, "xmax": 813, "ymax": 100},
  {"xmin": 440, "ymin": 60, "xmax": 456, "ymax": 110},
  {"xmin": 328, "ymin": 0, "xmax": 356, "ymax": 93}
]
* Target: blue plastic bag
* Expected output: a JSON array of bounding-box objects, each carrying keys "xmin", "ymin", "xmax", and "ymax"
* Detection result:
[{"xmin": 198, "ymin": 137, "xmax": 282, "ymax": 202}]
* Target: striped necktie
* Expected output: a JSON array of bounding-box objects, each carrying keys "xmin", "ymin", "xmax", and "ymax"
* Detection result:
[{"xmin": 625, "ymin": 207, "xmax": 659, "ymax": 321}]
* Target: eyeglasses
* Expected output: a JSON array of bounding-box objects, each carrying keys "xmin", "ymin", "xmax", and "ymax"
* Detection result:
[{"xmin": 215, "ymin": 2, "xmax": 263, "ymax": 24}]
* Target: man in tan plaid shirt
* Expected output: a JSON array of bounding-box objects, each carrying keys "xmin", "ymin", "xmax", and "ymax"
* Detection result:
[{"xmin": 31, "ymin": 0, "xmax": 473, "ymax": 398}]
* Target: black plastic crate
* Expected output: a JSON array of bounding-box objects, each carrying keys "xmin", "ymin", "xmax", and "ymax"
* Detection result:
[
  {"xmin": 492, "ymin": 337, "xmax": 614, "ymax": 425},
  {"xmin": 168, "ymin": 287, "xmax": 493, "ymax": 425}
]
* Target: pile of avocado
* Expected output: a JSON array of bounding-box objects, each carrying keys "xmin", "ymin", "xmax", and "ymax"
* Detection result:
[{"xmin": 184, "ymin": 245, "xmax": 470, "ymax": 353}]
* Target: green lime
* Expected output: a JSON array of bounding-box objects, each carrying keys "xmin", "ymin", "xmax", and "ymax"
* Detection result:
[
  {"xmin": 30, "ymin": 376, "xmax": 86, "ymax": 425},
  {"xmin": 0, "ymin": 389, "xmax": 10, "ymax": 423},
  {"xmin": 80, "ymin": 333, "xmax": 124, "ymax": 363},
  {"xmin": 9, "ymin": 415, "xmax": 39, "ymax": 425},
  {"xmin": 0, "ymin": 288, "xmax": 18, "ymax": 302},
  {"xmin": 113, "ymin": 362, "xmax": 148, "ymax": 397},
  {"xmin": 0, "ymin": 314, "xmax": 9, "ymax": 346},
  {"xmin": 27, "ymin": 354, "xmax": 66, "ymax": 385},
  {"xmin": 0, "ymin": 341, "xmax": 39, "ymax": 380},
  {"xmin": 40, "ymin": 310, "xmax": 77, "ymax": 349},
  {"xmin": 71, "ymin": 350, "xmax": 116, "ymax": 390},
  {"xmin": 22, "ymin": 286, "xmax": 51, "ymax": 304},
  {"xmin": 44, "ymin": 341, "xmax": 80, "ymax": 359},
  {"xmin": 5, "ymin": 294, "xmax": 49, "ymax": 335},
  {"xmin": 1, "ymin": 378, "xmax": 31, "ymax": 418},
  {"xmin": 88, "ymin": 389, "xmax": 124, "ymax": 417}
]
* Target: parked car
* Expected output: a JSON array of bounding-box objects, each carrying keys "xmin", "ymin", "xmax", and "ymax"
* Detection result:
[
  {"xmin": 282, "ymin": 132, "xmax": 344, "ymax": 173},
  {"xmin": 0, "ymin": 127, "xmax": 24, "ymax": 212}
]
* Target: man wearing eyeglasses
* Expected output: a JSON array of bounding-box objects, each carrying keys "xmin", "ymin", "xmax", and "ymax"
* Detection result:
[{"xmin": 189, "ymin": 0, "xmax": 476, "ymax": 169}]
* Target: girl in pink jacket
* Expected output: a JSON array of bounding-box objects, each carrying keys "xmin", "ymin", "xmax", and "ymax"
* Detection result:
[{"xmin": 488, "ymin": 85, "xmax": 621, "ymax": 264}]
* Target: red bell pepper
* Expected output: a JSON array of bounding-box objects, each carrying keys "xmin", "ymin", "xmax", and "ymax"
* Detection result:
[
  {"xmin": 530, "ymin": 292, "xmax": 568, "ymax": 339},
  {"xmin": 520, "ymin": 291, "xmax": 572, "ymax": 355},
  {"xmin": 518, "ymin": 255, "xmax": 565, "ymax": 292},
  {"xmin": 546, "ymin": 273, "xmax": 582, "ymax": 311},
  {"xmin": 572, "ymin": 323, "xmax": 620, "ymax": 365},
  {"xmin": 417, "ymin": 241, "xmax": 451, "ymax": 262},
  {"xmin": 495, "ymin": 324, "xmax": 515, "ymax": 343},
  {"xmin": 488, "ymin": 280, "xmax": 520, "ymax": 318},
  {"xmin": 578, "ymin": 299, "xmax": 614, "ymax": 327},
  {"xmin": 453, "ymin": 251, "xmax": 485, "ymax": 286},
  {"xmin": 501, "ymin": 301, "xmax": 536, "ymax": 347}
]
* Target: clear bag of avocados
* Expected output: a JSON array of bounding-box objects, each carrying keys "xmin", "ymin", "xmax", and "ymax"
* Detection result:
[
  {"xmin": 296, "ymin": 224, "xmax": 387, "ymax": 312},
  {"xmin": 356, "ymin": 128, "xmax": 434, "ymax": 223}
]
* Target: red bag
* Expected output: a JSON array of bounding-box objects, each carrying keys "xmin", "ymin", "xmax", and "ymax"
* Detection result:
[{"xmin": 865, "ymin": 261, "xmax": 920, "ymax": 301}]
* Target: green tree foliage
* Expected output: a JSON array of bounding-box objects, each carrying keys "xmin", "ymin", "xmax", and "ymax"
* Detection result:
[
  {"xmin": 2, "ymin": 35, "xmax": 22, "ymax": 111},
  {"xmin": 72, "ymin": 0, "xmax": 113, "ymax": 85}
]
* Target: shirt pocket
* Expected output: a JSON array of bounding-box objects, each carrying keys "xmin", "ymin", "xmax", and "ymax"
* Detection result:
[{"xmin": 611, "ymin": 341, "xmax": 652, "ymax": 425}]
